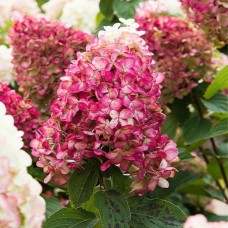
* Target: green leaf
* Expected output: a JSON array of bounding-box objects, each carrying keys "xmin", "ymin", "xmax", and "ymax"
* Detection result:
[
  {"xmin": 205, "ymin": 118, "xmax": 228, "ymax": 138},
  {"xmin": 161, "ymin": 113, "xmax": 178, "ymax": 138},
  {"xmin": 204, "ymin": 66, "xmax": 228, "ymax": 99},
  {"xmin": 169, "ymin": 97, "xmax": 191, "ymax": 126},
  {"xmin": 207, "ymin": 157, "xmax": 222, "ymax": 180},
  {"xmin": 100, "ymin": 0, "xmax": 114, "ymax": 21},
  {"xmin": 183, "ymin": 114, "xmax": 212, "ymax": 144},
  {"xmin": 205, "ymin": 212, "xmax": 228, "ymax": 222},
  {"xmin": 178, "ymin": 177, "xmax": 214, "ymax": 197},
  {"xmin": 201, "ymin": 92, "xmax": 228, "ymax": 114},
  {"xmin": 44, "ymin": 197, "xmax": 62, "ymax": 219},
  {"xmin": 108, "ymin": 165, "xmax": 131, "ymax": 193},
  {"xmin": 94, "ymin": 190, "xmax": 131, "ymax": 228},
  {"xmin": 113, "ymin": 0, "xmax": 143, "ymax": 19},
  {"xmin": 178, "ymin": 148, "xmax": 194, "ymax": 161},
  {"xmin": 129, "ymin": 197, "xmax": 186, "ymax": 228},
  {"xmin": 81, "ymin": 187, "xmax": 100, "ymax": 218},
  {"xmin": 43, "ymin": 208, "xmax": 98, "ymax": 228},
  {"xmin": 148, "ymin": 172, "xmax": 198, "ymax": 199},
  {"xmin": 204, "ymin": 188, "xmax": 225, "ymax": 201},
  {"xmin": 217, "ymin": 142, "xmax": 228, "ymax": 158},
  {"xmin": 69, "ymin": 163, "xmax": 99, "ymax": 208}
]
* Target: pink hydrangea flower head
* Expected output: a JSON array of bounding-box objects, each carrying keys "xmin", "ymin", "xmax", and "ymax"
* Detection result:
[
  {"xmin": 31, "ymin": 18, "xmax": 178, "ymax": 195},
  {"xmin": 180, "ymin": 0, "xmax": 228, "ymax": 46},
  {"xmin": 9, "ymin": 15, "xmax": 94, "ymax": 110},
  {"xmin": 0, "ymin": 82, "xmax": 40, "ymax": 148},
  {"xmin": 135, "ymin": 6, "xmax": 214, "ymax": 103},
  {"xmin": 184, "ymin": 214, "xmax": 228, "ymax": 228}
]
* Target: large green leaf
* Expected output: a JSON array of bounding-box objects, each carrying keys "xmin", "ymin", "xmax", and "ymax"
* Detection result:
[
  {"xmin": 204, "ymin": 66, "xmax": 228, "ymax": 99},
  {"xmin": 94, "ymin": 190, "xmax": 131, "ymax": 228},
  {"xmin": 99, "ymin": 0, "xmax": 114, "ymax": 21},
  {"xmin": 44, "ymin": 197, "xmax": 62, "ymax": 219},
  {"xmin": 129, "ymin": 197, "xmax": 186, "ymax": 228},
  {"xmin": 205, "ymin": 118, "xmax": 228, "ymax": 138},
  {"xmin": 183, "ymin": 114, "xmax": 212, "ymax": 144},
  {"xmin": 43, "ymin": 208, "xmax": 98, "ymax": 228},
  {"xmin": 69, "ymin": 163, "xmax": 99, "ymax": 208},
  {"xmin": 162, "ymin": 113, "xmax": 178, "ymax": 138},
  {"xmin": 113, "ymin": 0, "xmax": 144, "ymax": 19},
  {"xmin": 201, "ymin": 92, "xmax": 228, "ymax": 114}
]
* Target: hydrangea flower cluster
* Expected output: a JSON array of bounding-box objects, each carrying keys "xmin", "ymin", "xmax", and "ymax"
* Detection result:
[
  {"xmin": 0, "ymin": 101, "xmax": 45, "ymax": 228},
  {"xmin": 180, "ymin": 0, "xmax": 228, "ymax": 46},
  {"xmin": 31, "ymin": 19, "xmax": 178, "ymax": 195},
  {"xmin": 9, "ymin": 15, "xmax": 94, "ymax": 109},
  {"xmin": 184, "ymin": 214, "xmax": 228, "ymax": 228},
  {"xmin": 0, "ymin": 45, "xmax": 14, "ymax": 84},
  {"xmin": 0, "ymin": 82, "xmax": 40, "ymax": 148},
  {"xmin": 135, "ymin": 4, "xmax": 213, "ymax": 103},
  {"xmin": 60, "ymin": 0, "xmax": 99, "ymax": 33},
  {"xmin": 42, "ymin": 0, "xmax": 99, "ymax": 33}
]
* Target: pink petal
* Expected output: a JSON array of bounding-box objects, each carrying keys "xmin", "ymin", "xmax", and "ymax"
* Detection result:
[
  {"xmin": 110, "ymin": 98, "xmax": 122, "ymax": 110},
  {"xmin": 100, "ymin": 161, "xmax": 111, "ymax": 171},
  {"xmin": 158, "ymin": 178, "xmax": 169, "ymax": 188},
  {"xmin": 120, "ymin": 109, "xmax": 132, "ymax": 119},
  {"xmin": 110, "ymin": 110, "xmax": 119, "ymax": 119},
  {"xmin": 92, "ymin": 57, "xmax": 109, "ymax": 70},
  {"xmin": 110, "ymin": 118, "xmax": 119, "ymax": 129}
]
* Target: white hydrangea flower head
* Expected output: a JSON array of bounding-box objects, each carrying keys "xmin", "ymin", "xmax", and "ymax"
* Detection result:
[
  {"xmin": 10, "ymin": 0, "xmax": 40, "ymax": 16},
  {"xmin": 60, "ymin": 0, "xmax": 99, "ymax": 33},
  {"xmin": 0, "ymin": 0, "xmax": 40, "ymax": 28},
  {"xmin": 42, "ymin": 0, "xmax": 71, "ymax": 20},
  {"xmin": 0, "ymin": 101, "xmax": 45, "ymax": 227},
  {"xmin": 0, "ymin": 101, "xmax": 31, "ymax": 171},
  {"xmin": 0, "ymin": 45, "xmax": 14, "ymax": 84},
  {"xmin": 98, "ymin": 18, "xmax": 147, "ymax": 50}
]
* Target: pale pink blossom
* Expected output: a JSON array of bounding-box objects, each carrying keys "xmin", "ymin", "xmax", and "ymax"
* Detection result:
[
  {"xmin": 0, "ymin": 102, "xmax": 45, "ymax": 228},
  {"xmin": 184, "ymin": 214, "xmax": 228, "ymax": 228}
]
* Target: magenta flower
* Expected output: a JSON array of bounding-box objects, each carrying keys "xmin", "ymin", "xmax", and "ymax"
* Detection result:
[
  {"xmin": 135, "ymin": 3, "xmax": 214, "ymax": 103},
  {"xmin": 180, "ymin": 0, "xmax": 228, "ymax": 46},
  {"xmin": 31, "ymin": 19, "xmax": 178, "ymax": 195},
  {"xmin": 9, "ymin": 15, "xmax": 94, "ymax": 110},
  {"xmin": 0, "ymin": 82, "xmax": 40, "ymax": 148}
]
